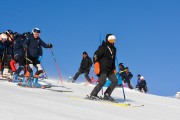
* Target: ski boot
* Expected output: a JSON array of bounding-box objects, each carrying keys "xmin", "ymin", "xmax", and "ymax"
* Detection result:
[
  {"xmin": 27, "ymin": 79, "xmax": 33, "ymax": 87},
  {"xmin": 12, "ymin": 73, "xmax": 19, "ymax": 83},
  {"xmin": 21, "ymin": 77, "xmax": 28, "ymax": 86},
  {"xmin": 88, "ymin": 95, "xmax": 101, "ymax": 100},
  {"xmin": 103, "ymin": 93, "xmax": 116, "ymax": 102},
  {"xmin": 72, "ymin": 79, "xmax": 76, "ymax": 83},
  {"xmin": 32, "ymin": 78, "xmax": 42, "ymax": 88}
]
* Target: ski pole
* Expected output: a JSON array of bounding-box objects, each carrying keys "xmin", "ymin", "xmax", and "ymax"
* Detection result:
[
  {"xmin": 25, "ymin": 50, "xmax": 28, "ymax": 73},
  {"xmin": 115, "ymin": 56, "xmax": 126, "ymax": 100},
  {"xmin": 99, "ymin": 34, "xmax": 104, "ymax": 95},
  {"xmin": 50, "ymin": 48, "xmax": 63, "ymax": 85}
]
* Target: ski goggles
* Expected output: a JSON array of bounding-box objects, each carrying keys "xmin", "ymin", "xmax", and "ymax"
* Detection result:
[{"xmin": 33, "ymin": 29, "xmax": 41, "ymax": 33}]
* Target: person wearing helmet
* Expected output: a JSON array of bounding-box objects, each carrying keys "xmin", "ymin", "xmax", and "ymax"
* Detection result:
[
  {"xmin": 89, "ymin": 34, "xmax": 118, "ymax": 101},
  {"xmin": 136, "ymin": 74, "xmax": 141, "ymax": 89},
  {"xmin": 5, "ymin": 30, "xmax": 14, "ymax": 42},
  {"xmin": 11, "ymin": 33, "xmax": 27, "ymax": 82},
  {"xmin": 72, "ymin": 51, "xmax": 92, "ymax": 83},
  {"xmin": 23, "ymin": 28, "xmax": 53, "ymax": 88},
  {"xmin": 0, "ymin": 31, "xmax": 14, "ymax": 78},
  {"xmin": 119, "ymin": 63, "xmax": 126, "ymax": 79},
  {"xmin": 123, "ymin": 67, "xmax": 133, "ymax": 89},
  {"xmin": 0, "ymin": 33, "xmax": 8, "ymax": 42},
  {"xmin": 0, "ymin": 33, "xmax": 7, "ymax": 76},
  {"xmin": 136, "ymin": 76, "xmax": 148, "ymax": 93}
]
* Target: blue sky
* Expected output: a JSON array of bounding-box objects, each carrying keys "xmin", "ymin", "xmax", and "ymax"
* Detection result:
[{"xmin": 1, "ymin": 0, "xmax": 180, "ymax": 96}]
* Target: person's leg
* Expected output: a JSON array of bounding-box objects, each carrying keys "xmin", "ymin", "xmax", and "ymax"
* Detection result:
[
  {"xmin": 84, "ymin": 72, "xmax": 91, "ymax": 82},
  {"xmin": 90, "ymin": 73, "xmax": 107, "ymax": 96},
  {"xmin": 72, "ymin": 70, "xmax": 82, "ymax": 82},
  {"xmin": 22, "ymin": 56, "xmax": 33, "ymax": 86},
  {"xmin": 10, "ymin": 59, "xmax": 16, "ymax": 73},
  {"xmin": 32, "ymin": 59, "xmax": 43, "ymax": 88},
  {"xmin": 15, "ymin": 56, "xmax": 25, "ymax": 75},
  {"xmin": 104, "ymin": 73, "xmax": 118, "ymax": 96},
  {"xmin": 127, "ymin": 81, "xmax": 133, "ymax": 89}
]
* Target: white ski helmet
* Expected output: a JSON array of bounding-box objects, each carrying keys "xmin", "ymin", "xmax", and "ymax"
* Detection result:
[
  {"xmin": 0, "ymin": 33, "xmax": 8, "ymax": 41},
  {"xmin": 32, "ymin": 28, "xmax": 41, "ymax": 34},
  {"xmin": 140, "ymin": 76, "xmax": 144, "ymax": 80}
]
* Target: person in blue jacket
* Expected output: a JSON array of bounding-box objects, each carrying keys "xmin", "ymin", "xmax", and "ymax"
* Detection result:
[{"xmin": 23, "ymin": 28, "xmax": 52, "ymax": 88}]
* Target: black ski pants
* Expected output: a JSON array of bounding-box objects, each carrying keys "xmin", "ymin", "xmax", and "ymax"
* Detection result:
[
  {"xmin": 73, "ymin": 70, "xmax": 91, "ymax": 82},
  {"xmin": 90, "ymin": 73, "xmax": 118, "ymax": 96}
]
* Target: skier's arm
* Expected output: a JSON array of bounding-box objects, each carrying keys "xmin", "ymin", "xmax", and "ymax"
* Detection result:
[
  {"xmin": 129, "ymin": 72, "xmax": 133, "ymax": 79},
  {"xmin": 79, "ymin": 59, "xmax": 83, "ymax": 70},
  {"xmin": 40, "ymin": 39, "xmax": 53, "ymax": 48},
  {"xmin": 112, "ymin": 48, "xmax": 116, "ymax": 70},
  {"xmin": 93, "ymin": 46, "xmax": 104, "ymax": 63},
  {"xmin": 88, "ymin": 58, "xmax": 93, "ymax": 68},
  {"xmin": 23, "ymin": 37, "xmax": 30, "ymax": 50}
]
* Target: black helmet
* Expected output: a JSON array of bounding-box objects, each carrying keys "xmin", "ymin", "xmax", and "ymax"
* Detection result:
[
  {"xmin": 13, "ymin": 32, "xmax": 20, "ymax": 39},
  {"xmin": 119, "ymin": 63, "xmax": 123, "ymax": 66},
  {"xmin": 137, "ymin": 74, "xmax": 141, "ymax": 77},
  {"xmin": 32, "ymin": 28, "xmax": 40, "ymax": 33},
  {"xmin": 6, "ymin": 30, "xmax": 13, "ymax": 35},
  {"xmin": 22, "ymin": 32, "xmax": 31, "ymax": 37}
]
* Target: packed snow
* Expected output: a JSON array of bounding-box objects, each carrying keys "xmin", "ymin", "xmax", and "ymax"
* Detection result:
[{"xmin": 0, "ymin": 79, "xmax": 180, "ymax": 120}]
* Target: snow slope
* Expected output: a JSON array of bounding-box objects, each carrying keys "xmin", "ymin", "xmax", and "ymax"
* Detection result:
[{"xmin": 0, "ymin": 79, "xmax": 180, "ymax": 120}]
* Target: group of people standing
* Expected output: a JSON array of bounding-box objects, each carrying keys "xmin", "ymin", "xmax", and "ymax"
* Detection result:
[
  {"xmin": 72, "ymin": 34, "xmax": 148, "ymax": 101},
  {"xmin": 0, "ymin": 28, "xmax": 52, "ymax": 88}
]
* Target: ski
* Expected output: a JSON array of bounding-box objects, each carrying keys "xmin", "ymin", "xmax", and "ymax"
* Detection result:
[
  {"xmin": 44, "ymin": 88, "xmax": 73, "ymax": 92},
  {"xmin": 17, "ymin": 83, "xmax": 51, "ymax": 89},
  {"xmin": 85, "ymin": 95, "xmax": 119, "ymax": 103},
  {"xmin": 84, "ymin": 95, "xmax": 144, "ymax": 107}
]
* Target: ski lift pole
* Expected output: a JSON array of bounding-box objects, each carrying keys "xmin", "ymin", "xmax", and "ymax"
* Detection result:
[
  {"xmin": 50, "ymin": 48, "xmax": 63, "ymax": 85},
  {"xmin": 115, "ymin": 56, "xmax": 126, "ymax": 100}
]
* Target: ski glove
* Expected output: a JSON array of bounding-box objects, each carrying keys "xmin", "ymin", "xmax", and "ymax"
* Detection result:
[
  {"xmin": 38, "ymin": 56, "xmax": 42, "ymax": 62},
  {"xmin": 47, "ymin": 44, "xmax": 53, "ymax": 48}
]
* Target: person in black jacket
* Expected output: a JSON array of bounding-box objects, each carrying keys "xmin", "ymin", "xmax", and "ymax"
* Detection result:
[
  {"xmin": 136, "ymin": 76, "xmax": 148, "ymax": 93},
  {"xmin": 123, "ymin": 67, "xmax": 133, "ymax": 89},
  {"xmin": 90, "ymin": 34, "xmax": 118, "ymax": 101},
  {"xmin": 119, "ymin": 63, "xmax": 126, "ymax": 79},
  {"xmin": 12, "ymin": 33, "xmax": 27, "ymax": 82},
  {"xmin": 72, "ymin": 52, "xmax": 92, "ymax": 83},
  {"xmin": 23, "ymin": 28, "xmax": 52, "ymax": 88}
]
